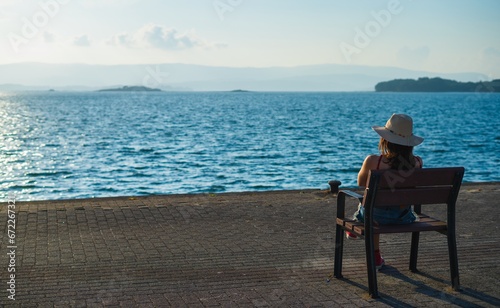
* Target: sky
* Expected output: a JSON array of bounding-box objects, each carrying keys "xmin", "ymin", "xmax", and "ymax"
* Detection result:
[{"xmin": 1, "ymin": 0, "xmax": 499, "ymax": 79}]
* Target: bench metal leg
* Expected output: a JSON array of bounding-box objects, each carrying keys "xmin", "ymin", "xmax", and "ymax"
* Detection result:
[
  {"xmin": 365, "ymin": 234, "xmax": 379, "ymax": 298},
  {"xmin": 447, "ymin": 231, "xmax": 461, "ymax": 291},
  {"xmin": 410, "ymin": 231, "xmax": 420, "ymax": 272},
  {"xmin": 334, "ymin": 224, "xmax": 344, "ymax": 278}
]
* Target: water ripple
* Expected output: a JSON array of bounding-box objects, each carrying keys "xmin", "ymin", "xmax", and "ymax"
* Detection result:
[{"xmin": 0, "ymin": 91, "xmax": 499, "ymax": 201}]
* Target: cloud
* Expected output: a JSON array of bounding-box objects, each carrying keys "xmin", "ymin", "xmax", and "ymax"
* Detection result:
[
  {"xmin": 73, "ymin": 34, "xmax": 91, "ymax": 47},
  {"xmin": 397, "ymin": 46, "xmax": 430, "ymax": 66},
  {"xmin": 108, "ymin": 32, "xmax": 135, "ymax": 47},
  {"xmin": 108, "ymin": 24, "xmax": 226, "ymax": 50},
  {"xmin": 139, "ymin": 24, "xmax": 202, "ymax": 49}
]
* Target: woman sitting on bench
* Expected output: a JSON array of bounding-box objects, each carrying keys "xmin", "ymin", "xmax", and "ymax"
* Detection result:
[{"xmin": 347, "ymin": 113, "xmax": 424, "ymax": 269}]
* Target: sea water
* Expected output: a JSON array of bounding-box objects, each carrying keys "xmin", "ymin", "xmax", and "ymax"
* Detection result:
[{"xmin": 1, "ymin": 91, "xmax": 499, "ymax": 201}]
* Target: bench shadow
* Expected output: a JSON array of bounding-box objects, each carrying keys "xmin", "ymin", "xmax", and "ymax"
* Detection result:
[
  {"xmin": 339, "ymin": 278, "xmax": 414, "ymax": 308},
  {"xmin": 338, "ymin": 266, "xmax": 500, "ymax": 307},
  {"xmin": 412, "ymin": 269, "xmax": 500, "ymax": 307}
]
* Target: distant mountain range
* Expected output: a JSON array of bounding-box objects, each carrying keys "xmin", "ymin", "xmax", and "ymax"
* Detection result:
[{"xmin": 0, "ymin": 62, "xmax": 491, "ymax": 92}]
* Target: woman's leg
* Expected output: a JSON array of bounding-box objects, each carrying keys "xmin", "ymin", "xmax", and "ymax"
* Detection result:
[{"xmin": 374, "ymin": 234, "xmax": 384, "ymax": 269}]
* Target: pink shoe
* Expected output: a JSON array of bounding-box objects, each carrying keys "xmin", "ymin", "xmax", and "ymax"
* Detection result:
[
  {"xmin": 375, "ymin": 250, "xmax": 385, "ymax": 270},
  {"xmin": 345, "ymin": 231, "xmax": 359, "ymax": 240}
]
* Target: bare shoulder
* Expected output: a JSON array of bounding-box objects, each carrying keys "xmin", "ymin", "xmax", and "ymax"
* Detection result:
[
  {"xmin": 358, "ymin": 154, "xmax": 381, "ymax": 186},
  {"xmin": 362, "ymin": 154, "xmax": 381, "ymax": 170}
]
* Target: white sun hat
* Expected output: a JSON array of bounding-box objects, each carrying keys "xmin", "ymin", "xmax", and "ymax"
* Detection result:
[{"xmin": 372, "ymin": 114, "xmax": 424, "ymax": 147}]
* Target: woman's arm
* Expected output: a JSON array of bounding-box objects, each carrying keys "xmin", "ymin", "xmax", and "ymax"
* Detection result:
[
  {"xmin": 357, "ymin": 155, "xmax": 379, "ymax": 187},
  {"xmin": 415, "ymin": 156, "xmax": 423, "ymax": 168}
]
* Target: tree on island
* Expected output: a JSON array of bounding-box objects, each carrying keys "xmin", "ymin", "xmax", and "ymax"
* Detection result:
[
  {"xmin": 98, "ymin": 85, "xmax": 162, "ymax": 92},
  {"xmin": 375, "ymin": 77, "xmax": 500, "ymax": 92}
]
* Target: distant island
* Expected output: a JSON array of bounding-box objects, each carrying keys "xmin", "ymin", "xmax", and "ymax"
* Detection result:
[
  {"xmin": 375, "ymin": 77, "xmax": 500, "ymax": 92},
  {"xmin": 98, "ymin": 86, "xmax": 162, "ymax": 92},
  {"xmin": 230, "ymin": 89, "xmax": 250, "ymax": 92}
]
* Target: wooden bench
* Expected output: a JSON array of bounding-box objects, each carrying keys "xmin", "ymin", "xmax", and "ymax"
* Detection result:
[{"xmin": 333, "ymin": 167, "xmax": 465, "ymax": 298}]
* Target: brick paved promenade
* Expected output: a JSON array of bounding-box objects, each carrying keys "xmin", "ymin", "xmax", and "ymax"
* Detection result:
[{"xmin": 1, "ymin": 183, "xmax": 499, "ymax": 307}]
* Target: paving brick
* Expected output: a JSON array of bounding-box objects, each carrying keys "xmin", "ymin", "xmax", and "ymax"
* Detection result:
[{"xmin": 0, "ymin": 185, "xmax": 499, "ymax": 306}]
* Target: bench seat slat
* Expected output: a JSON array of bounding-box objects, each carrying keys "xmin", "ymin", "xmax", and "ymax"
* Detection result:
[{"xmin": 337, "ymin": 214, "xmax": 447, "ymax": 236}]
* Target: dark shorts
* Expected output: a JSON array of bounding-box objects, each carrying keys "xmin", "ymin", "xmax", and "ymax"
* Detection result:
[{"xmin": 354, "ymin": 204, "xmax": 417, "ymax": 225}]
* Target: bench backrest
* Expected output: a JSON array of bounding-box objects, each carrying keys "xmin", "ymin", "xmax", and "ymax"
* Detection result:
[{"xmin": 362, "ymin": 167, "xmax": 465, "ymax": 208}]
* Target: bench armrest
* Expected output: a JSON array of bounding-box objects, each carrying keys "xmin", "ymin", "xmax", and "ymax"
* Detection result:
[
  {"xmin": 337, "ymin": 189, "xmax": 363, "ymax": 219},
  {"xmin": 339, "ymin": 189, "xmax": 363, "ymax": 203}
]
